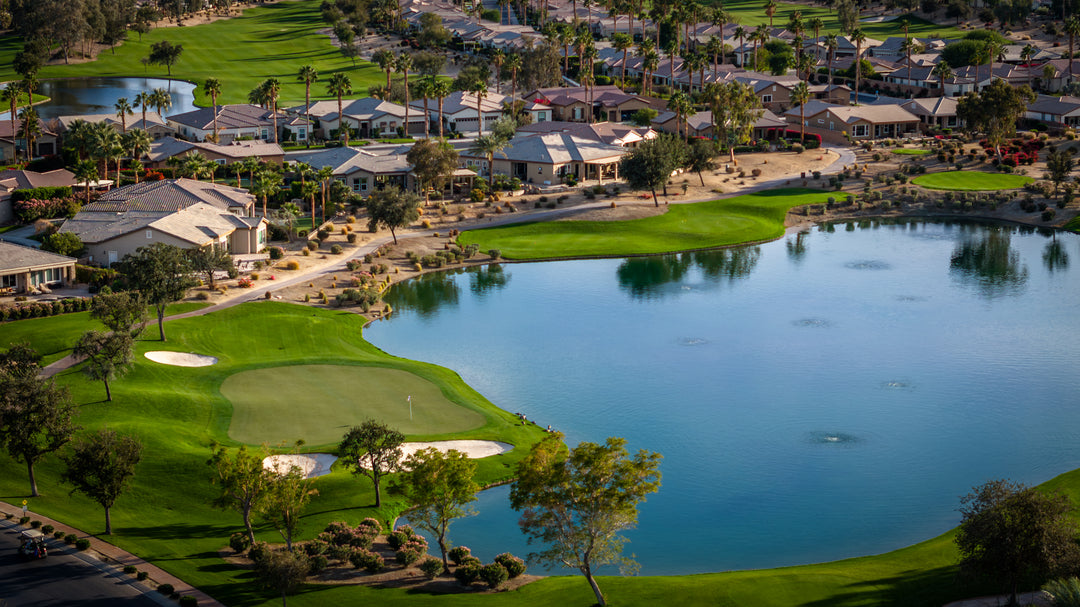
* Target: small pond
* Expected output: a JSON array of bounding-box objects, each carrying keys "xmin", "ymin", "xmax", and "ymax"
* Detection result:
[
  {"xmin": 373, "ymin": 219, "xmax": 1080, "ymax": 575},
  {"xmin": 3, "ymin": 77, "xmax": 198, "ymax": 120}
]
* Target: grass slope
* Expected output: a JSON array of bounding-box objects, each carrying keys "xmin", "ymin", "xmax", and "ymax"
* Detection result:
[
  {"xmin": 221, "ymin": 364, "xmax": 485, "ymax": 444},
  {"xmin": 911, "ymin": 172, "xmax": 1034, "ymax": 191},
  {"xmin": 458, "ymin": 189, "xmax": 833, "ymax": 260},
  {"xmin": 0, "ymin": 1, "xmax": 384, "ymax": 106},
  {"xmin": 0, "ymin": 288, "xmax": 1069, "ymax": 606}
]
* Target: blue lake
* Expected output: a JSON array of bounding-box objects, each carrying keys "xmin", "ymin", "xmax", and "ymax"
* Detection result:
[{"xmin": 369, "ymin": 220, "xmax": 1080, "ymax": 575}]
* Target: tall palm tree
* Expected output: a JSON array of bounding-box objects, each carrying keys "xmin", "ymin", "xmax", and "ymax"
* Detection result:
[
  {"xmin": 296, "ymin": 65, "xmax": 318, "ymax": 147},
  {"xmin": 327, "ymin": 73, "xmax": 353, "ymax": 145},
  {"xmin": 791, "ymin": 80, "xmax": 810, "ymax": 142},
  {"xmin": 613, "ymin": 33, "xmax": 633, "ymax": 85},
  {"xmin": 824, "ymin": 33, "xmax": 839, "ymax": 87},
  {"xmin": 114, "ymin": 97, "xmax": 133, "ymax": 134},
  {"xmin": 850, "ymin": 27, "xmax": 866, "ymax": 102},
  {"xmin": 505, "ymin": 52, "xmax": 523, "ymax": 101},
  {"xmin": 396, "ymin": 52, "xmax": 413, "ymax": 138},
  {"xmin": 203, "ymin": 78, "xmax": 222, "ymax": 142},
  {"xmin": 471, "ymin": 80, "xmax": 488, "ymax": 133},
  {"xmin": 373, "ymin": 49, "xmax": 396, "ymax": 89},
  {"xmin": 123, "ymin": 129, "xmax": 153, "ymax": 182},
  {"xmin": 432, "ymin": 78, "xmax": 451, "ymax": 139},
  {"xmin": 932, "ymin": 60, "xmax": 952, "ymax": 95},
  {"xmin": 491, "ymin": 49, "xmax": 505, "ymax": 95}
]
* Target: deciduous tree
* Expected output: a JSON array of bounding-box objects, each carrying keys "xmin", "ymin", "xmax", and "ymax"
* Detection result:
[
  {"xmin": 510, "ymin": 433, "xmax": 661, "ymax": 607},
  {"xmin": 338, "ymin": 420, "xmax": 405, "ymax": 508},
  {"xmin": 61, "ymin": 428, "xmax": 142, "ymax": 534}
]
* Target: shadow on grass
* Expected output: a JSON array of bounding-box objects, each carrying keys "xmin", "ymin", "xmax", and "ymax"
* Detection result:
[{"xmin": 801, "ymin": 564, "xmax": 965, "ymax": 607}]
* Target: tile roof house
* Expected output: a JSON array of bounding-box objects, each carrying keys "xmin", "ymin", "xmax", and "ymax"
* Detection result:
[
  {"xmin": 0, "ymin": 241, "xmax": 77, "ymax": 294},
  {"xmin": 459, "ymin": 132, "xmax": 629, "ymax": 184},
  {"xmin": 0, "ymin": 168, "xmax": 76, "ymax": 224},
  {"xmin": 60, "ymin": 179, "xmax": 264, "ymax": 266},
  {"xmin": 0, "ymin": 119, "xmax": 59, "ymax": 161},
  {"xmin": 142, "ymin": 137, "xmax": 284, "ymax": 169},
  {"xmin": 167, "ymin": 104, "xmax": 302, "ymax": 144}
]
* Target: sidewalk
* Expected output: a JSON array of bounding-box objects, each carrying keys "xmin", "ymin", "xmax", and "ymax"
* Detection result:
[{"xmin": 0, "ymin": 502, "xmax": 226, "ymax": 607}]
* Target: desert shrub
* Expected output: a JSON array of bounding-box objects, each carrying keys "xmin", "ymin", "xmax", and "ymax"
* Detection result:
[
  {"xmin": 229, "ymin": 532, "xmax": 251, "ymax": 553},
  {"xmin": 455, "ymin": 563, "xmax": 483, "ymax": 586},
  {"xmin": 494, "ymin": 553, "xmax": 526, "ymax": 578},
  {"xmin": 157, "ymin": 584, "xmax": 175, "ymax": 595},
  {"xmin": 480, "ymin": 562, "xmax": 509, "ymax": 589},
  {"xmin": 449, "ymin": 545, "xmax": 472, "ymax": 565}
]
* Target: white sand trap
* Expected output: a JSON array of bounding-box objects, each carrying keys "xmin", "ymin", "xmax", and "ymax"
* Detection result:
[
  {"xmin": 144, "ymin": 351, "xmax": 218, "ymax": 367},
  {"xmin": 263, "ymin": 453, "xmax": 338, "ymax": 479}
]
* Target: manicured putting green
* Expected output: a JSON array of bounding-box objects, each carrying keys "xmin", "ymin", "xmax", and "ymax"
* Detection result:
[
  {"xmin": 221, "ymin": 364, "xmax": 484, "ymax": 445},
  {"xmin": 911, "ymin": 172, "xmax": 1033, "ymax": 191}
]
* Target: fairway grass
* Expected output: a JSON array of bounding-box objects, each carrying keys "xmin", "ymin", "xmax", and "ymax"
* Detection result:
[
  {"xmin": 458, "ymin": 188, "xmax": 833, "ymax": 260},
  {"xmin": 911, "ymin": 172, "xmax": 1034, "ymax": 191},
  {"xmin": 222, "ymin": 364, "xmax": 485, "ymax": 445},
  {"xmin": 0, "ymin": 1, "xmax": 384, "ymax": 106}
]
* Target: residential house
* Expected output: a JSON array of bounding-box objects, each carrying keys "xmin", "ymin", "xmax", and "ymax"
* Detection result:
[
  {"xmin": 56, "ymin": 112, "xmax": 174, "ymax": 140},
  {"xmin": 167, "ymin": 104, "xmax": 301, "ymax": 144},
  {"xmin": 459, "ymin": 132, "xmax": 628, "ymax": 184},
  {"xmin": 142, "ymin": 137, "xmax": 285, "ymax": 169},
  {"xmin": 785, "ymin": 100, "xmax": 919, "ymax": 141},
  {"xmin": 0, "ymin": 168, "xmax": 76, "ymax": 225},
  {"xmin": 0, "ymin": 241, "xmax": 77, "ymax": 294},
  {"xmin": 0, "ymin": 119, "xmax": 59, "ymax": 160},
  {"xmin": 59, "ymin": 179, "xmax": 264, "ymax": 266},
  {"xmin": 1025, "ymin": 94, "xmax": 1080, "ymax": 128}
]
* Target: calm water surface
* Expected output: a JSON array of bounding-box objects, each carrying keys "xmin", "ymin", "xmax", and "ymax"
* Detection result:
[
  {"xmin": 371, "ymin": 220, "xmax": 1080, "ymax": 575},
  {"xmin": 3, "ymin": 77, "xmax": 198, "ymax": 120}
]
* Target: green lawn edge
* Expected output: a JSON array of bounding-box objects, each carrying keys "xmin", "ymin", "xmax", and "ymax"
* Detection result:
[
  {"xmin": 458, "ymin": 188, "xmax": 833, "ymax": 260},
  {"xmin": 911, "ymin": 172, "xmax": 1034, "ymax": 192}
]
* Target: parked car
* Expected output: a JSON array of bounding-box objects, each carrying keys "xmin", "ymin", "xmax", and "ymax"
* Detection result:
[{"xmin": 18, "ymin": 529, "xmax": 47, "ymax": 560}]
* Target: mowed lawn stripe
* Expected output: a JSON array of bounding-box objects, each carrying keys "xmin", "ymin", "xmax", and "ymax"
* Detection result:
[{"xmin": 458, "ymin": 189, "xmax": 833, "ymax": 260}]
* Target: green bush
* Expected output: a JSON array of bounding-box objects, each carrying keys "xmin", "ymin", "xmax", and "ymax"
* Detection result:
[
  {"xmin": 75, "ymin": 538, "xmax": 91, "ymax": 551},
  {"xmin": 494, "ymin": 553, "xmax": 526, "ymax": 578},
  {"xmin": 157, "ymin": 583, "xmax": 175, "ymax": 595},
  {"xmin": 480, "ymin": 562, "xmax": 509, "ymax": 589}
]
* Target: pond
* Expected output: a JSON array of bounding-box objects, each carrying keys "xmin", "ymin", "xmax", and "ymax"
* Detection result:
[
  {"xmin": 3, "ymin": 77, "xmax": 198, "ymax": 120},
  {"xmin": 370, "ymin": 220, "xmax": 1080, "ymax": 575}
]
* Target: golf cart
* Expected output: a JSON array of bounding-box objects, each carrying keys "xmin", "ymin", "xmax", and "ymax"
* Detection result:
[{"xmin": 17, "ymin": 529, "xmax": 48, "ymax": 560}]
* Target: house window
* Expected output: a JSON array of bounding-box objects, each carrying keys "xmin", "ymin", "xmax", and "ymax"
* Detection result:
[
  {"xmin": 853, "ymin": 124, "xmax": 869, "ymax": 137},
  {"xmin": 762, "ymin": 95, "xmax": 772, "ymax": 103},
  {"xmin": 146, "ymin": 230, "xmax": 153, "ymax": 239}
]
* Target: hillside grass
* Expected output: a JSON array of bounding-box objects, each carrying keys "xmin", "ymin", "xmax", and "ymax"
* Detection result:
[
  {"xmin": 911, "ymin": 172, "xmax": 1034, "ymax": 191},
  {"xmin": 0, "ymin": 1, "xmax": 384, "ymax": 106},
  {"xmin": 457, "ymin": 188, "xmax": 833, "ymax": 260}
]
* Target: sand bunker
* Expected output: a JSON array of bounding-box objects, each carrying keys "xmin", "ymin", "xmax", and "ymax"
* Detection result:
[
  {"xmin": 263, "ymin": 453, "xmax": 338, "ymax": 479},
  {"xmin": 144, "ymin": 351, "xmax": 218, "ymax": 367}
]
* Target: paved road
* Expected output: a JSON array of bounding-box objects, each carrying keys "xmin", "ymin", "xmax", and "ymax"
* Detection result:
[{"xmin": 0, "ymin": 523, "xmax": 166, "ymax": 607}]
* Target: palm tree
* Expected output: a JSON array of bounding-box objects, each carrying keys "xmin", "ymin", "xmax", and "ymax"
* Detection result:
[
  {"xmin": 114, "ymin": 97, "xmax": 133, "ymax": 134},
  {"xmin": 850, "ymin": 27, "xmax": 866, "ymax": 102},
  {"xmin": 373, "ymin": 49, "xmax": 396, "ymax": 89},
  {"xmin": 824, "ymin": 33, "xmax": 839, "ymax": 87},
  {"xmin": 932, "ymin": 60, "xmax": 952, "ymax": 95},
  {"xmin": 73, "ymin": 159, "xmax": 99, "ymax": 203},
  {"xmin": 491, "ymin": 49, "xmax": 505, "ymax": 94},
  {"xmin": 432, "ymin": 79, "xmax": 451, "ymax": 139},
  {"xmin": 203, "ymin": 78, "xmax": 222, "ymax": 142},
  {"xmin": 613, "ymin": 33, "xmax": 633, "ymax": 85},
  {"xmin": 17, "ymin": 106, "xmax": 40, "ymax": 161},
  {"xmin": 396, "ymin": 52, "xmax": 413, "ymax": 137},
  {"xmin": 296, "ymin": 65, "xmax": 318, "ymax": 147},
  {"xmin": 752, "ymin": 24, "xmax": 769, "ymax": 72},
  {"xmin": 791, "ymin": 80, "xmax": 810, "ymax": 142},
  {"xmin": 471, "ymin": 80, "xmax": 488, "ymax": 133},
  {"xmin": 327, "ymin": 73, "xmax": 352, "ymax": 145},
  {"xmin": 123, "ymin": 129, "xmax": 153, "ymax": 182},
  {"xmin": 764, "ymin": 0, "xmax": 777, "ymax": 27},
  {"xmin": 505, "ymin": 52, "xmax": 523, "ymax": 101}
]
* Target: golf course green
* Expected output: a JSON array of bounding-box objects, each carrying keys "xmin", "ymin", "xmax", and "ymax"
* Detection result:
[
  {"xmin": 911, "ymin": 172, "xmax": 1034, "ymax": 191},
  {"xmin": 458, "ymin": 188, "xmax": 834, "ymax": 260},
  {"xmin": 222, "ymin": 364, "xmax": 485, "ymax": 445}
]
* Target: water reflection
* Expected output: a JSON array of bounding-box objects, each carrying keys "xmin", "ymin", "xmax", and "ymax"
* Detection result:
[
  {"xmin": 616, "ymin": 247, "xmax": 760, "ymax": 300},
  {"xmin": 949, "ymin": 226, "xmax": 1028, "ymax": 298}
]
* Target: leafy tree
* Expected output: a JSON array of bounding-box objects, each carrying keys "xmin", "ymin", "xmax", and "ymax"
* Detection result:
[
  {"xmin": 338, "ymin": 420, "xmax": 405, "ymax": 508},
  {"xmin": 510, "ymin": 433, "xmax": 662, "ymax": 607},
  {"xmin": 0, "ymin": 350, "xmax": 79, "ymax": 496},
  {"xmin": 957, "ymin": 80, "xmax": 1036, "ymax": 158},
  {"xmin": 61, "ymin": 428, "xmax": 142, "ymax": 535},
  {"xmin": 73, "ymin": 331, "xmax": 134, "ymax": 402},
  {"xmin": 260, "ymin": 464, "xmax": 318, "ymax": 550},
  {"xmin": 686, "ymin": 139, "xmax": 718, "ymax": 186},
  {"xmin": 91, "ymin": 291, "xmax": 147, "ymax": 338},
  {"xmin": 208, "ymin": 444, "xmax": 272, "ymax": 546},
  {"xmin": 403, "ymin": 447, "xmax": 479, "ymax": 570},
  {"xmin": 148, "ymin": 40, "xmax": 183, "ymax": 76},
  {"xmin": 188, "ymin": 244, "xmax": 235, "ymax": 290},
  {"xmin": 117, "ymin": 243, "xmax": 196, "ymax": 342},
  {"xmin": 365, "ymin": 186, "xmax": 421, "ymax": 244},
  {"xmin": 620, "ymin": 134, "xmax": 687, "ymax": 207},
  {"xmin": 406, "ymin": 138, "xmax": 459, "ymax": 203},
  {"xmin": 255, "ymin": 548, "xmax": 310, "ymax": 607},
  {"xmin": 1046, "ymin": 148, "xmax": 1076, "ymax": 197},
  {"xmin": 41, "ymin": 231, "xmax": 83, "ymax": 257},
  {"xmin": 956, "ymin": 479, "xmax": 1080, "ymax": 606}
]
